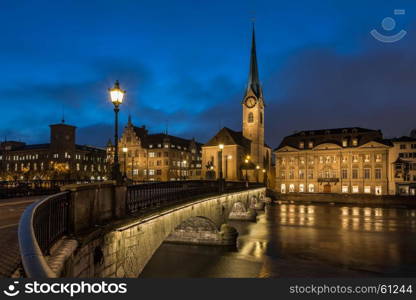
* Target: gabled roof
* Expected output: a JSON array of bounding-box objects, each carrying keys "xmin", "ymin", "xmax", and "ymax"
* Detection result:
[{"xmin": 203, "ymin": 127, "xmax": 251, "ymax": 150}]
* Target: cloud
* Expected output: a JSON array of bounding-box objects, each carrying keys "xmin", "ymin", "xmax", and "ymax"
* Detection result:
[{"xmin": 264, "ymin": 37, "xmax": 416, "ymax": 148}]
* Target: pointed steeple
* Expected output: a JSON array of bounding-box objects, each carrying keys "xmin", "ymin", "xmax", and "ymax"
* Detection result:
[
  {"xmin": 127, "ymin": 114, "xmax": 132, "ymax": 126},
  {"xmin": 247, "ymin": 23, "xmax": 262, "ymax": 98}
]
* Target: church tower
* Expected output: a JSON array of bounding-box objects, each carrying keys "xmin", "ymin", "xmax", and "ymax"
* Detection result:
[{"xmin": 242, "ymin": 24, "xmax": 265, "ymax": 168}]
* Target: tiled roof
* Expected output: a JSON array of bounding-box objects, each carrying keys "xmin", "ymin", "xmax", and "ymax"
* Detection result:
[
  {"xmin": 275, "ymin": 127, "xmax": 387, "ymax": 151},
  {"xmin": 390, "ymin": 136, "xmax": 416, "ymax": 143},
  {"xmin": 204, "ymin": 127, "xmax": 251, "ymax": 150}
]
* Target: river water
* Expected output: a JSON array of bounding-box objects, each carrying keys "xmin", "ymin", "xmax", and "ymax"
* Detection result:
[{"xmin": 140, "ymin": 203, "xmax": 416, "ymax": 278}]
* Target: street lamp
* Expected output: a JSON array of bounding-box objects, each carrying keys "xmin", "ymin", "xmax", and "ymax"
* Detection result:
[
  {"xmin": 131, "ymin": 155, "xmax": 134, "ymax": 181},
  {"xmin": 122, "ymin": 147, "xmax": 128, "ymax": 179},
  {"xmin": 182, "ymin": 160, "xmax": 187, "ymax": 180},
  {"xmin": 218, "ymin": 144, "xmax": 224, "ymax": 180},
  {"xmin": 256, "ymin": 165, "xmax": 260, "ymax": 183},
  {"xmin": 244, "ymin": 155, "xmax": 250, "ymax": 184},
  {"xmin": 262, "ymin": 168, "xmax": 267, "ymax": 186},
  {"xmin": 109, "ymin": 80, "xmax": 125, "ymax": 184}
]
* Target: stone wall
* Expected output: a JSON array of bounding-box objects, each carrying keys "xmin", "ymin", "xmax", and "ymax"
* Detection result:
[{"xmin": 61, "ymin": 188, "xmax": 265, "ymax": 278}]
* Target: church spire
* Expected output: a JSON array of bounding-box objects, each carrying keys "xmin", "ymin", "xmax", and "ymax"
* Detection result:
[{"xmin": 247, "ymin": 23, "xmax": 261, "ymax": 98}]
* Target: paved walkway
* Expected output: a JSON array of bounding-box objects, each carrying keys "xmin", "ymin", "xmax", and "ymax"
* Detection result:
[{"xmin": 0, "ymin": 196, "xmax": 44, "ymax": 278}]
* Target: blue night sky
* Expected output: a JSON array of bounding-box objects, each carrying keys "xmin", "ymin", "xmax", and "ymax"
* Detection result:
[{"xmin": 1, "ymin": 0, "xmax": 416, "ymax": 148}]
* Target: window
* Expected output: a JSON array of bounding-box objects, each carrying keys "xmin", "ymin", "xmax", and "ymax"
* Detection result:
[
  {"xmin": 375, "ymin": 186, "xmax": 382, "ymax": 195},
  {"xmin": 289, "ymin": 169, "xmax": 294, "ymax": 179},
  {"xmin": 319, "ymin": 156, "xmax": 324, "ymax": 164},
  {"xmin": 375, "ymin": 168, "xmax": 382, "ymax": 179},
  {"xmin": 307, "ymin": 169, "xmax": 313, "ymax": 179},
  {"xmin": 156, "ymin": 169, "xmax": 162, "ymax": 175},
  {"xmin": 342, "ymin": 186, "xmax": 349, "ymax": 193},
  {"xmin": 280, "ymin": 184, "xmax": 286, "ymax": 194},
  {"xmin": 260, "ymin": 112, "xmax": 263, "ymax": 124},
  {"xmin": 299, "ymin": 184, "xmax": 305, "ymax": 192},
  {"xmin": 364, "ymin": 154, "xmax": 370, "ymax": 163},
  {"xmin": 248, "ymin": 112, "xmax": 254, "ymax": 123},
  {"xmin": 342, "ymin": 139, "xmax": 348, "ymax": 147},
  {"xmin": 352, "ymin": 155, "xmax": 358, "ymax": 162},
  {"xmin": 308, "ymin": 141, "xmax": 314, "ymax": 148},
  {"xmin": 308, "ymin": 184, "xmax": 315, "ymax": 193},
  {"xmin": 342, "ymin": 156, "xmax": 348, "ymax": 163},
  {"xmin": 352, "ymin": 139, "xmax": 358, "ymax": 146},
  {"xmin": 149, "ymin": 169, "xmax": 155, "ymax": 175},
  {"xmin": 299, "ymin": 142, "xmax": 304, "ymax": 149},
  {"xmin": 289, "ymin": 184, "xmax": 295, "ymax": 193},
  {"xmin": 352, "ymin": 169, "xmax": 358, "ymax": 179},
  {"xmin": 149, "ymin": 152, "xmax": 155, "ymax": 158},
  {"xmin": 326, "ymin": 156, "xmax": 331, "ymax": 164},
  {"xmin": 364, "ymin": 186, "xmax": 371, "ymax": 194},
  {"xmin": 341, "ymin": 169, "xmax": 348, "ymax": 179},
  {"xmin": 400, "ymin": 144, "xmax": 406, "ymax": 150},
  {"xmin": 280, "ymin": 171, "xmax": 285, "ymax": 179},
  {"xmin": 375, "ymin": 154, "xmax": 382, "ymax": 162},
  {"xmin": 364, "ymin": 168, "xmax": 371, "ymax": 179},
  {"xmin": 352, "ymin": 186, "xmax": 359, "ymax": 193},
  {"xmin": 299, "ymin": 169, "xmax": 304, "ymax": 179}
]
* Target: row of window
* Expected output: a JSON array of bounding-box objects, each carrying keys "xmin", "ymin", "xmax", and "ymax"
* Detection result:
[
  {"xmin": 399, "ymin": 144, "xmax": 416, "ymax": 149},
  {"xmin": 297, "ymin": 138, "xmax": 359, "ymax": 149},
  {"xmin": 280, "ymin": 168, "xmax": 383, "ymax": 180},
  {"xmin": 398, "ymin": 152, "xmax": 416, "ymax": 158},
  {"xmin": 2, "ymin": 162, "xmax": 106, "ymax": 173},
  {"xmin": 279, "ymin": 154, "xmax": 383, "ymax": 165},
  {"xmin": 0, "ymin": 153, "xmax": 104, "ymax": 162},
  {"xmin": 280, "ymin": 183, "xmax": 383, "ymax": 195}
]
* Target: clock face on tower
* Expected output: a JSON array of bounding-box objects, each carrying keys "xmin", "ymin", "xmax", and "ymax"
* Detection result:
[{"xmin": 244, "ymin": 96, "xmax": 257, "ymax": 108}]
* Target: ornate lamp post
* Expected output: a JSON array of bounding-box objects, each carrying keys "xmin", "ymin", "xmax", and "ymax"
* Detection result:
[
  {"xmin": 218, "ymin": 144, "xmax": 224, "ymax": 180},
  {"xmin": 122, "ymin": 147, "xmax": 128, "ymax": 179},
  {"xmin": 182, "ymin": 160, "xmax": 187, "ymax": 180},
  {"xmin": 131, "ymin": 155, "xmax": 134, "ymax": 181},
  {"xmin": 262, "ymin": 168, "xmax": 267, "ymax": 187},
  {"xmin": 244, "ymin": 155, "xmax": 250, "ymax": 187},
  {"xmin": 256, "ymin": 165, "xmax": 260, "ymax": 183},
  {"xmin": 108, "ymin": 80, "xmax": 125, "ymax": 184}
]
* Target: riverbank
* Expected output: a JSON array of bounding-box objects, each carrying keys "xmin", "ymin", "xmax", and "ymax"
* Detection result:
[{"xmin": 268, "ymin": 190, "xmax": 416, "ymax": 208}]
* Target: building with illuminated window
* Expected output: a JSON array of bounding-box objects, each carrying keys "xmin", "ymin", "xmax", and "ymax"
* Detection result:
[
  {"xmin": 389, "ymin": 135, "xmax": 416, "ymax": 196},
  {"xmin": 110, "ymin": 116, "xmax": 203, "ymax": 181},
  {"xmin": 0, "ymin": 122, "xmax": 107, "ymax": 181},
  {"xmin": 274, "ymin": 127, "xmax": 392, "ymax": 195}
]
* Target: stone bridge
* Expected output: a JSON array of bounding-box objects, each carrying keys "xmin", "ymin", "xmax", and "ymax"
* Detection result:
[{"xmin": 18, "ymin": 181, "xmax": 267, "ymax": 278}]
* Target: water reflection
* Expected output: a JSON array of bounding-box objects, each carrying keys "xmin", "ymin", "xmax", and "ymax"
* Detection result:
[{"xmin": 140, "ymin": 203, "xmax": 416, "ymax": 278}]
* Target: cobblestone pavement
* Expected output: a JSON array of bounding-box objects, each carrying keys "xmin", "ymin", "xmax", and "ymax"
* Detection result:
[{"xmin": 0, "ymin": 196, "xmax": 43, "ymax": 278}]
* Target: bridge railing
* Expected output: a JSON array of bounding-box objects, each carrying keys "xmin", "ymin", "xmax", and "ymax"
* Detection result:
[
  {"xmin": 18, "ymin": 191, "xmax": 71, "ymax": 278},
  {"xmin": 0, "ymin": 180, "xmax": 103, "ymax": 199},
  {"xmin": 126, "ymin": 180, "xmax": 264, "ymax": 214},
  {"xmin": 19, "ymin": 180, "xmax": 264, "ymax": 277}
]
